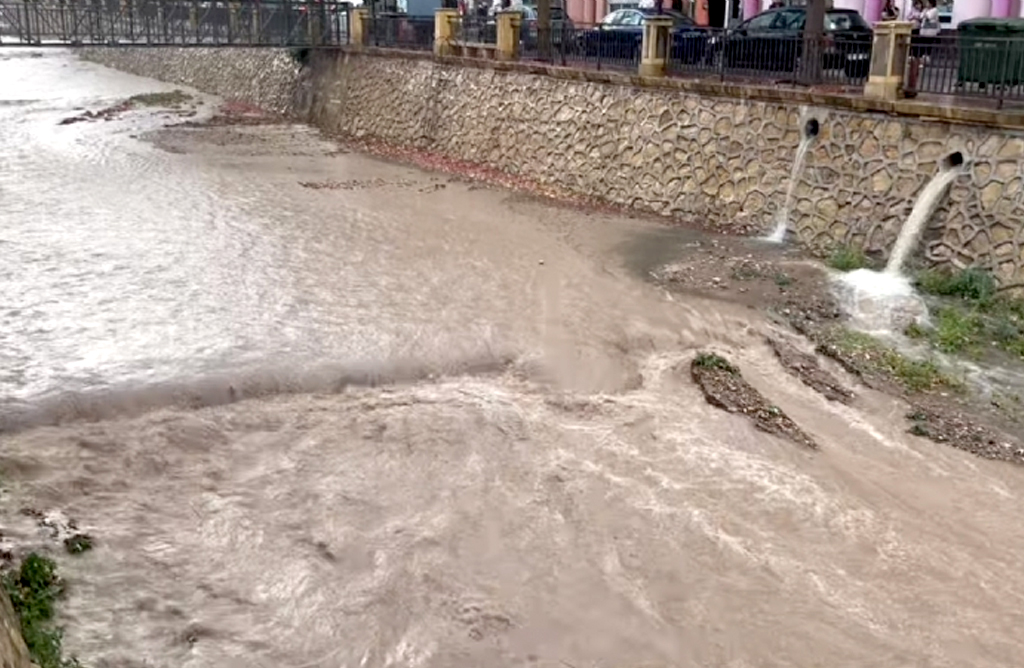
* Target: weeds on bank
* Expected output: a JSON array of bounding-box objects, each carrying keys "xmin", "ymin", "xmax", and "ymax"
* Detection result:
[
  {"xmin": 910, "ymin": 268, "xmax": 1024, "ymax": 360},
  {"xmin": 823, "ymin": 327, "xmax": 961, "ymax": 393},
  {"xmin": 693, "ymin": 352, "xmax": 738, "ymax": 374},
  {"xmin": 826, "ymin": 245, "xmax": 870, "ymax": 272},
  {"xmin": 2, "ymin": 554, "xmax": 80, "ymax": 668}
]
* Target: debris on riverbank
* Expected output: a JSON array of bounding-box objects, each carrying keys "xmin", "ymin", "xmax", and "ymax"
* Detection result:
[
  {"xmin": 907, "ymin": 405, "xmax": 1024, "ymax": 464},
  {"xmin": 59, "ymin": 89, "xmax": 194, "ymax": 125},
  {"xmin": 767, "ymin": 336, "xmax": 853, "ymax": 404},
  {"xmin": 651, "ymin": 235, "xmax": 1024, "ymax": 464},
  {"xmin": 690, "ymin": 352, "xmax": 817, "ymax": 449}
]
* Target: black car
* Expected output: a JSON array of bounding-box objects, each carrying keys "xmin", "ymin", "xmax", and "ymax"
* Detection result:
[
  {"xmin": 715, "ymin": 8, "xmax": 873, "ymax": 78},
  {"xmin": 579, "ymin": 9, "xmax": 711, "ymax": 64}
]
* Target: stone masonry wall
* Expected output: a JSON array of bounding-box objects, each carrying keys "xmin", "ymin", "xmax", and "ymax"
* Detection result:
[
  {"xmin": 79, "ymin": 47, "xmax": 301, "ymax": 115},
  {"xmin": 79, "ymin": 47, "xmax": 1024, "ymax": 287}
]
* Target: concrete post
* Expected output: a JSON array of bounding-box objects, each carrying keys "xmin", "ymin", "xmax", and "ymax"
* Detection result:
[
  {"xmin": 496, "ymin": 10, "xmax": 521, "ymax": 61},
  {"xmin": 434, "ymin": 8, "xmax": 459, "ymax": 57},
  {"xmin": 863, "ymin": 21, "xmax": 913, "ymax": 101},
  {"xmin": 639, "ymin": 16, "xmax": 673, "ymax": 78},
  {"xmin": 351, "ymin": 7, "xmax": 369, "ymax": 46}
]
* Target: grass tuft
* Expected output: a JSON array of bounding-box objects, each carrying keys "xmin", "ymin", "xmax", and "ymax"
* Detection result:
[
  {"xmin": 916, "ymin": 267, "xmax": 996, "ymax": 302},
  {"xmin": 2, "ymin": 554, "xmax": 80, "ymax": 668},
  {"xmin": 826, "ymin": 246, "xmax": 869, "ymax": 272},
  {"xmin": 693, "ymin": 353, "xmax": 738, "ymax": 374},
  {"xmin": 825, "ymin": 328, "xmax": 961, "ymax": 393}
]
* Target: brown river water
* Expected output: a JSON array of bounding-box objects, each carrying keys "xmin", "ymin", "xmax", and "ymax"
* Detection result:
[{"xmin": 2, "ymin": 48, "xmax": 1024, "ymax": 668}]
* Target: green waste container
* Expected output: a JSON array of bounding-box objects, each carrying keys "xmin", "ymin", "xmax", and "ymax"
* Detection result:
[{"xmin": 958, "ymin": 18, "xmax": 1024, "ymax": 86}]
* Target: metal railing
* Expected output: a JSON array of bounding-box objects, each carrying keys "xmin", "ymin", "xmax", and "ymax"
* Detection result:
[
  {"xmin": 665, "ymin": 29, "xmax": 872, "ymax": 89},
  {"xmin": 904, "ymin": 32, "xmax": 1024, "ymax": 106},
  {"xmin": 366, "ymin": 14, "xmax": 432, "ymax": 50},
  {"xmin": 520, "ymin": 23, "xmax": 641, "ymax": 72},
  {"xmin": 0, "ymin": 0, "xmax": 351, "ymax": 47},
  {"xmin": 449, "ymin": 14, "xmax": 493, "ymax": 44}
]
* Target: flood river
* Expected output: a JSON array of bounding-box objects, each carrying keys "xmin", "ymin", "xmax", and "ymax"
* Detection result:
[{"xmin": 2, "ymin": 48, "xmax": 1024, "ymax": 668}]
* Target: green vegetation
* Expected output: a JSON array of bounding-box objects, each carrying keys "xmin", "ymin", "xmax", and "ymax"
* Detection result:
[
  {"xmin": 823, "ymin": 327, "xmax": 961, "ymax": 393},
  {"xmin": 2, "ymin": 554, "xmax": 79, "ymax": 668},
  {"xmin": 916, "ymin": 267, "xmax": 996, "ymax": 302},
  {"xmin": 693, "ymin": 352, "xmax": 738, "ymax": 374},
  {"xmin": 773, "ymin": 272, "xmax": 793, "ymax": 287},
  {"xmin": 826, "ymin": 245, "xmax": 869, "ymax": 272},
  {"xmin": 128, "ymin": 89, "xmax": 192, "ymax": 108},
  {"xmin": 908, "ymin": 267, "xmax": 1024, "ymax": 361}
]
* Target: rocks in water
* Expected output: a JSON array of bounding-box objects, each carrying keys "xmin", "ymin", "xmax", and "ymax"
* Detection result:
[
  {"xmin": 907, "ymin": 406, "xmax": 1024, "ymax": 464},
  {"xmin": 768, "ymin": 336, "xmax": 854, "ymax": 404},
  {"xmin": 690, "ymin": 352, "xmax": 817, "ymax": 449}
]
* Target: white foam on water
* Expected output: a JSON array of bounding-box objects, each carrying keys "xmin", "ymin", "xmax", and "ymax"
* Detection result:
[{"xmin": 833, "ymin": 268, "xmax": 927, "ymax": 335}]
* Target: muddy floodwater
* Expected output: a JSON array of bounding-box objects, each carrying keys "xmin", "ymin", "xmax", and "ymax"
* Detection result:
[{"xmin": 3, "ymin": 48, "xmax": 1024, "ymax": 668}]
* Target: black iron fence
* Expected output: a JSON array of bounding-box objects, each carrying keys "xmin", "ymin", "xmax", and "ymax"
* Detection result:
[
  {"xmin": 0, "ymin": 0, "xmax": 351, "ymax": 46},
  {"xmin": 664, "ymin": 29, "xmax": 872, "ymax": 89},
  {"xmin": 449, "ymin": 14, "xmax": 493, "ymax": 44},
  {"xmin": 904, "ymin": 32, "xmax": 1024, "ymax": 106},
  {"xmin": 520, "ymin": 23, "xmax": 640, "ymax": 72},
  {"xmin": 366, "ymin": 13, "xmax": 432, "ymax": 50}
]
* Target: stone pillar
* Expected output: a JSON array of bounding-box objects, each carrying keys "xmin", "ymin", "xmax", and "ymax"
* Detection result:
[
  {"xmin": 496, "ymin": 10, "xmax": 521, "ymax": 60},
  {"xmin": 351, "ymin": 7, "xmax": 369, "ymax": 46},
  {"xmin": 953, "ymin": 0, "xmax": 993, "ymax": 25},
  {"xmin": 434, "ymin": 8, "xmax": 459, "ymax": 56},
  {"xmin": 863, "ymin": 21, "xmax": 913, "ymax": 100},
  {"xmin": 639, "ymin": 16, "xmax": 673, "ymax": 77}
]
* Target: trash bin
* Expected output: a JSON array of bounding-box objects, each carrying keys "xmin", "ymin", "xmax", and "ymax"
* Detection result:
[{"xmin": 958, "ymin": 18, "xmax": 1024, "ymax": 86}]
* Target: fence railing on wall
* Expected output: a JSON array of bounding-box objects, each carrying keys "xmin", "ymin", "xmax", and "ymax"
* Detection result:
[
  {"xmin": 0, "ymin": 0, "xmax": 351, "ymax": 47},
  {"xmin": 903, "ymin": 32, "xmax": 1024, "ymax": 105}
]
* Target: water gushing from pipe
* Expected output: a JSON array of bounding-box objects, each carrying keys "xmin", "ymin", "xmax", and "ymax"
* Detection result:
[
  {"xmin": 766, "ymin": 117, "xmax": 820, "ymax": 244},
  {"xmin": 884, "ymin": 153, "xmax": 964, "ymax": 276}
]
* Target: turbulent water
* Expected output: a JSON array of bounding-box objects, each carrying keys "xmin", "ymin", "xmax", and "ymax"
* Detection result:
[{"xmin": 3, "ymin": 49, "xmax": 1024, "ymax": 668}]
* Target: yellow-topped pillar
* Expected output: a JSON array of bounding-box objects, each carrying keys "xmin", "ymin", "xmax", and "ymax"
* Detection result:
[
  {"xmin": 496, "ymin": 10, "xmax": 522, "ymax": 61},
  {"xmin": 351, "ymin": 7, "xmax": 369, "ymax": 47},
  {"xmin": 435, "ymin": 8, "xmax": 460, "ymax": 57},
  {"xmin": 639, "ymin": 16, "xmax": 673, "ymax": 78},
  {"xmin": 863, "ymin": 21, "xmax": 914, "ymax": 101}
]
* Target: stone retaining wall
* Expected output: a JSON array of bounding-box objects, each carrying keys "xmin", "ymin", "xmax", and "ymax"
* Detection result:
[
  {"xmin": 80, "ymin": 47, "xmax": 1024, "ymax": 287},
  {"xmin": 79, "ymin": 47, "xmax": 301, "ymax": 115}
]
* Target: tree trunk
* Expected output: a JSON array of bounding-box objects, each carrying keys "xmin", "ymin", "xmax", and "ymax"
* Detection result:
[
  {"xmin": 800, "ymin": 0, "xmax": 825, "ymax": 85},
  {"xmin": 537, "ymin": 0, "xmax": 552, "ymax": 60}
]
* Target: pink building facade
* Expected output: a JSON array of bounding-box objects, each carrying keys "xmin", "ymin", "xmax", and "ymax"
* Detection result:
[{"xmin": 563, "ymin": 0, "xmax": 1024, "ymax": 27}]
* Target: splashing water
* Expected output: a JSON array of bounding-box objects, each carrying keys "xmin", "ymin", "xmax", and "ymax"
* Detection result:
[
  {"xmin": 766, "ymin": 134, "xmax": 814, "ymax": 243},
  {"xmin": 885, "ymin": 167, "xmax": 961, "ymax": 275}
]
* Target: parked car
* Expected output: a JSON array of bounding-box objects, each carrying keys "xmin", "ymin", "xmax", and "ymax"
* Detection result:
[
  {"xmin": 714, "ymin": 7, "xmax": 873, "ymax": 78},
  {"xmin": 511, "ymin": 4, "xmax": 575, "ymax": 49},
  {"xmin": 578, "ymin": 9, "xmax": 711, "ymax": 64},
  {"xmin": 481, "ymin": 3, "xmax": 574, "ymax": 50}
]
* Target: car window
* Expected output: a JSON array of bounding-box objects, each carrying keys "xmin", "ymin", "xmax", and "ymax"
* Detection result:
[
  {"xmin": 769, "ymin": 9, "xmax": 803, "ymax": 29},
  {"xmin": 601, "ymin": 10, "xmax": 621, "ymax": 25},
  {"xmin": 825, "ymin": 11, "xmax": 870, "ymax": 30},
  {"xmin": 621, "ymin": 11, "xmax": 644, "ymax": 26},
  {"xmin": 740, "ymin": 12, "xmax": 774, "ymax": 30}
]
